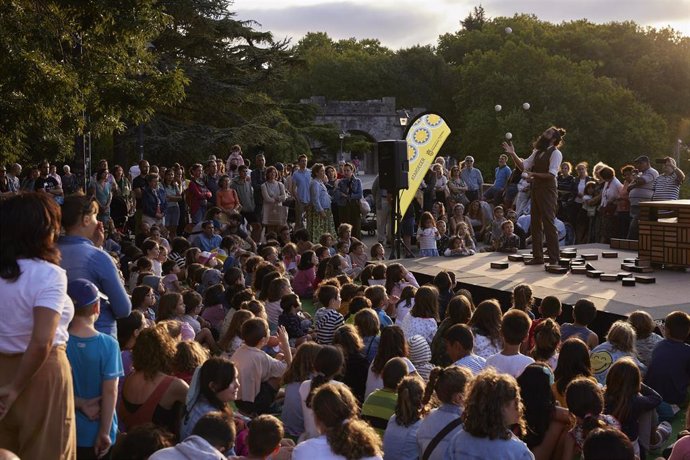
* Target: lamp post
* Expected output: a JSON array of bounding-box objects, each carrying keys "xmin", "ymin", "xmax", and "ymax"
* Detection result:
[{"xmin": 339, "ymin": 132, "xmax": 351, "ymax": 163}]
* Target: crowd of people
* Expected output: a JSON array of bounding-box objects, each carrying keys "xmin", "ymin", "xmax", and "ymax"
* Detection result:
[{"xmin": 0, "ymin": 139, "xmax": 689, "ymax": 460}]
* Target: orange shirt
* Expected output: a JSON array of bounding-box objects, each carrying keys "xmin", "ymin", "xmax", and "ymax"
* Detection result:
[{"xmin": 217, "ymin": 188, "xmax": 240, "ymax": 211}]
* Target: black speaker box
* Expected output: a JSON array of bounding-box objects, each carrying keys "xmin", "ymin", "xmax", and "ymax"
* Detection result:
[{"xmin": 377, "ymin": 140, "xmax": 409, "ymax": 190}]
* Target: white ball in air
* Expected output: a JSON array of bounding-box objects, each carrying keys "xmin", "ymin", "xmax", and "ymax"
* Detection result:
[
  {"xmin": 495, "ymin": 104, "xmax": 502, "ymax": 112},
  {"xmin": 522, "ymin": 102, "xmax": 531, "ymax": 110},
  {"xmin": 505, "ymin": 132, "xmax": 513, "ymax": 140},
  {"xmin": 505, "ymin": 27, "xmax": 513, "ymax": 34}
]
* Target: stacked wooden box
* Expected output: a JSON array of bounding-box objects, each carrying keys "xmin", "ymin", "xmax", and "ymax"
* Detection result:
[{"xmin": 638, "ymin": 200, "xmax": 690, "ymax": 267}]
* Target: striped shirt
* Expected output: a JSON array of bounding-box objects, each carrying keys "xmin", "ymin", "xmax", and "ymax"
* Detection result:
[
  {"xmin": 453, "ymin": 353, "xmax": 487, "ymax": 375},
  {"xmin": 361, "ymin": 388, "xmax": 397, "ymax": 437},
  {"xmin": 652, "ymin": 173, "xmax": 682, "ymax": 202},
  {"xmin": 315, "ymin": 308, "xmax": 344, "ymax": 345}
]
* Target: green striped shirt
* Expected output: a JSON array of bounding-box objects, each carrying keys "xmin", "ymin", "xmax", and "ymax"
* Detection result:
[{"xmin": 361, "ymin": 388, "xmax": 397, "ymax": 437}]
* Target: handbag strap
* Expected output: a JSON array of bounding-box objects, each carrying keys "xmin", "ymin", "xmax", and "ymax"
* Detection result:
[{"xmin": 422, "ymin": 417, "xmax": 462, "ymax": 460}]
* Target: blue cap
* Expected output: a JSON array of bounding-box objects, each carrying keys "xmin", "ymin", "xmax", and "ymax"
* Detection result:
[{"xmin": 67, "ymin": 278, "xmax": 108, "ymax": 309}]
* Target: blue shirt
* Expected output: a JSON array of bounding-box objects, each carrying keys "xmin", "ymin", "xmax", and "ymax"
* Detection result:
[
  {"xmin": 310, "ymin": 179, "xmax": 331, "ymax": 212},
  {"xmin": 494, "ymin": 165, "xmax": 512, "ymax": 189},
  {"xmin": 453, "ymin": 353, "xmax": 487, "ymax": 375},
  {"xmin": 447, "ymin": 429, "xmax": 534, "ymax": 459},
  {"xmin": 383, "ymin": 415, "xmax": 421, "ymax": 460},
  {"xmin": 292, "ymin": 169, "xmax": 312, "ymax": 204},
  {"xmin": 417, "ymin": 404, "xmax": 463, "ymax": 460},
  {"xmin": 460, "ymin": 167, "xmax": 484, "ymax": 192},
  {"xmin": 375, "ymin": 308, "xmax": 393, "ymax": 329},
  {"xmin": 195, "ymin": 233, "xmax": 222, "ymax": 252},
  {"xmin": 67, "ymin": 333, "xmax": 124, "ymax": 448},
  {"xmin": 58, "ymin": 235, "xmax": 132, "ymax": 336},
  {"xmin": 645, "ymin": 339, "xmax": 690, "ymax": 404}
]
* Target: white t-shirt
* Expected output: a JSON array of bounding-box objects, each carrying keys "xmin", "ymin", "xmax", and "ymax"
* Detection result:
[
  {"xmin": 298, "ymin": 379, "xmax": 346, "ymax": 441},
  {"xmin": 486, "ymin": 352, "xmax": 535, "ymax": 378},
  {"xmin": 0, "ymin": 259, "xmax": 74, "ymax": 353},
  {"xmin": 400, "ymin": 314, "xmax": 437, "ymax": 345},
  {"xmin": 292, "ymin": 435, "xmax": 382, "ymax": 460},
  {"xmin": 365, "ymin": 357, "xmax": 416, "ymax": 399}
]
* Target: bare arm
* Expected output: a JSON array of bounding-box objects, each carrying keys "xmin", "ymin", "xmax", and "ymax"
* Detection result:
[
  {"xmin": 0, "ymin": 307, "xmax": 59, "ymax": 420},
  {"xmin": 95, "ymin": 378, "xmax": 118, "ymax": 457},
  {"xmin": 502, "ymin": 141, "xmax": 525, "ymax": 171}
]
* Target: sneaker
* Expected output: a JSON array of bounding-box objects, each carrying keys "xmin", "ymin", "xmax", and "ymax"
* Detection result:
[{"xmin": 650, "ymin": 421, "xmax": 672, "ymax": 450}]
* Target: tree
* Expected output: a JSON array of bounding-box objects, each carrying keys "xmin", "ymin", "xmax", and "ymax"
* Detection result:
[{"xmin": 0, "ymin": 1, "xmax": 186, "ymax": 164}]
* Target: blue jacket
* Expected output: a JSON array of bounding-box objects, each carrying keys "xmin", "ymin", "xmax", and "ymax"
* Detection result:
[
  {"xmin": 58, "ymin": 235, "xmax": 132, "ymax": 336},
  {"xmin": 334, "ymin": 176, "xmax": 363, "ymax": 207},
  {"xmin": 142, "ymin": 185, "xmax": 167, "ymax": 218},
  {"xmin": 310, "ymin": 179, "xmax": 331, "ymax": 212}
]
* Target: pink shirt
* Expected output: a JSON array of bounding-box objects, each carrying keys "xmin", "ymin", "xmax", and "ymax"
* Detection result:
[
  {"xmin": 292, "ymin": 267, "xmax": 316, "ymax": 297},
  {"xmin": 200, "ymin": 304, "xmax": 225, "ymax": 331}
]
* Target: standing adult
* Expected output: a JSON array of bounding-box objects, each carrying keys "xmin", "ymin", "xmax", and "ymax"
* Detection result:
[
  {"xmin": 503, "ymin": 126, "xmax": 565, "ymax": 264},
  {"xmin": 232, "ymin": 165, "xmax": 259, "ymax": 240},
  {"xmin": 250, "ymin": 154, "xmax": 267, "ymax": 242},
  {"xmin": 483, "ymin": 154, "xmax": 512, "ymax": 205},
  {"xmin": 306, "ymin": 163, "xmax": 336, "ymax": 243},
  {"xmin": 35, "ymin": 160, "xmax": 64, "ymax": 204},
  {"xmin": 6, "ymin": 163, "xmax": 21, "ymax": 194},
  {"xmin": 597, "ymin": 166, "xmax": 623, "ymax": 244},
  {"xmin": 142, "ymin": 174, "xmax": 167, "ymax": 228},
  {"xmin": 0, "ymin": 193, "xmax": 76, "ymax": 459},
  {"xmin": 616, "ymin": 165, "xmax": 634, "ymax": 239},
  {"xmin": 335, "ymin": 162, "xmax": 363, "ymax": 240},
  {"xmin": 203, "ymin": 160, "xmax": 219, "ymax": 206},
  {"xmin": 460, "ymin": 156, "xmax": 484, "ymax": 203},
  {"xmin": 652, "ymin": 157, "xmax": 685, "ymax": 203},
  {"xmin": 627, "ymin": 156, "xmax": 659, "ymax": 240},
  {"xmin": 291, "ymin": 154, "xmax": 311, "ymax": 230},
  {"xmin": 371, "ymin": 175, "xmax": 392, "ymax": 246},
  {"xmin": 59, "ymin": 194, "xmax": 131, "ymax": 336},
  {"xmin": 92, "ymin": 168, "xmax": 113, "ymax": 227},
  {"xmin": 261, "ymin": 166, "xmax": 287, "ymax": 235},
  {"xmin": 187, "ymin": 163, "xmax": 212, "ymax": 225},
  {"xmin": 111, "ymin": 165, "xmax": 133, "ymax": 231},
  {"xmin": 132, "ymin": 159, "xmax": 150, "ymax": 232},
  {"xmin": 556, "ymin": 161, "xmax": 576, "ymax": 225},
  {"xmin": 162, "ymin": 169, "xmax": 182, "ymax": 238},
  {"xmin": 62, "ymin": 165, "xmax": 80, "ymax": 195},
  {"xmin": 48, "ymin": 164, "xmax": 63, "ymax": 189},
  {"xmin": 573, "ymin": 162, "xmax": 591, "ymax": 243}
]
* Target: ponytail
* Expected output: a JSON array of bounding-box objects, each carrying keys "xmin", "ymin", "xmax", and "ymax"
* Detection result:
[
  {"xmin": 306, "ymin": 373, "xmax": 330, "ymax": 408},
  {"xmin": 395, "ymin": 376, "xmax": 425, "ymax": 427},
  {"xmin": 305, "ymin": 345, "xmax": 343, "ymax": 408},
  {"xmin": 423, "ymin": 367, "xmax": 443, "ymax": 407}
]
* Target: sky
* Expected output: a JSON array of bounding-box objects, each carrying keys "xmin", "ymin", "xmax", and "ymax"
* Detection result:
[{"xmin": 232, "ymin": 0, "xmax": 690, "ymax": 49}]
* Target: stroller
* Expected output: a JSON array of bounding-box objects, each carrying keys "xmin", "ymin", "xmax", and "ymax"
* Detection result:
[{"xmin": 361, "ymin": 189, "xmax": 377, "ymax": 236}]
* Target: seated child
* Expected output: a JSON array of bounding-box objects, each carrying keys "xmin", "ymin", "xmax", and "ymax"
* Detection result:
[
  {"xmin": 230, "ymin": 318, "xmax": 292, "ymax": 415},
  {"xmin": 361, "ymin": 357, "xmax": 409, "ymax": 437},
  {"xmin": 445, "ymin": 323, "xmax": 487, "ymax": 375},
  {"xmin": 644, "ymin": 311, "xmax": 690, "ymax": 422},
  {"xmin": 349, "ymin": 241, "xmax": 368, "ymax": 278},
  {"xmin": 278, "ymin": 293, "xmax": 314, "ymax": 346},
  {"xmin": 365, "ymin": 285, "xmax": 393, "ymax": 329},
  {"xmin": 628, "ymin": 310, "xmax": 664, "ymax": 367},
  {"xmin": 355, "ymin": 308, "xmax": 381, "ymax": 364},
  {"xmin": 313, "ymin": 284, "xmax": 345, "ymax": 345},
  {"xmin": 560, "ymin": 299, "xmax": 600, "ymax": 350},
  {"xmin": 486, "ymin": 309, "xmax": 535, "ymax": 378},
  {"xmin": 162, "ymin": 260, "xmax": 182, "ymax": 293}
]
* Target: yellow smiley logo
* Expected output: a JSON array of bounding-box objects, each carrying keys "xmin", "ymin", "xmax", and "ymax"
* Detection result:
[{"xmin": 590, "ymin": 351, "xmax": 613, "ymax": 374}]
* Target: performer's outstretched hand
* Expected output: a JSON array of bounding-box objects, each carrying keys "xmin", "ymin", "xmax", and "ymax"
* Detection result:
[{"xmin": 502, "ymin": 141, "xmax": 515, "ymax": 155}]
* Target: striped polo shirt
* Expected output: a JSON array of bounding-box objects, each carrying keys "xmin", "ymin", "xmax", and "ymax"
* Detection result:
[
  {"xmin": 361, "ymin": 388, "xmax": 398, "ymax": 437},
  {"xmin": 315, "ymin": 308, "xmax": 344, "ymax": 345},
  {"xmin": 453, "ymin": 353, "xmax": 487, "ymax": 375}
]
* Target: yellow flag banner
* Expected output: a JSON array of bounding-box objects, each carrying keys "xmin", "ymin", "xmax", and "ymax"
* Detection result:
[{"xmin": 398, "ymin": 113, "xmax": 452, "ymax": 217}]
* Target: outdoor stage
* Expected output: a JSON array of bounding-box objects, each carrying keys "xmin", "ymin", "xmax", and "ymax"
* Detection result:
[{"xmin": 391, "ymin": 244, "xmax": 690, "ymax": 321}]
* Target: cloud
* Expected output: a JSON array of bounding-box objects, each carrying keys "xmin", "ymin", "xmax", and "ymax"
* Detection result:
[{"xmin": 234, "ymin": 1, "xmax": 446, "ymax": 48}]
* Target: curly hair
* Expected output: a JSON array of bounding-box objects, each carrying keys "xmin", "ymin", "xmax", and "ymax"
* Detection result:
[
  {"xmin": 462, "ymin": 368, "xmax": 526, "ymax": 440},
  {"xmin": 311, "ymin": 383, "xmax": 382, "ymax": 459},
  {"xmin": 172, "ymin": 341, "xmax": 209, "ymax": 376},
  {"xmin": 131, "ymin": 326, "xmax": 177, "ymax": 380}
]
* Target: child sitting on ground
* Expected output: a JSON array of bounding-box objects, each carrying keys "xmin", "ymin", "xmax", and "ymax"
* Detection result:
[
  {"xmin": 278, "ymin": 293, "xmax": 314, "ymax": 346},
  {"xmin": 487, "ymin": 205, "xmax": 508, "ymax": 245},
  {"xmin": 560, "ymin": 298, "xmax": 600, "ymax": 349},
  {"xmin": 628, "ymin": 310, "xmax": 664, "ymax": 367},
  {"xmin": 338, "ymin": 283, "xmax": 360, "ymax": 317},
  {"xmin": 230, "ymin": 319, "xmax": 292, "ymax": 416},
  {"xmin": 349, "ymin": 240, "xmax": 368, "ymax": 278},
  {"xmin": 483, "ymin": 219, "xmax": 520, "ymax": 253},
  {"xmin": 371, "ymin": 242, "xmax": 386, "ymax": 261},
  {"xmin": 313, "ymin": 284, "xmax": 345, "ymax": 345},
  {"xmin": 486, "ymin": 309, "xmax": 535, "ymax": 378},
  {"xmin": 445, "ymin": 323, "xmax": 487, "ymax": 375},
  {"xmin": 162, "ymin": 260, "xmax": 182, "ymax": 293},
  {"xmin": 527, "ymin": 295, "xmax": 562, "ymax": 350},
  {"xmin": 365, "ymin": 285, "xmax": 393, "ymax": 329},
  {"xmin": 444, "ymin": 235, "xmax": 476, "ymax": 257},
  {"xmin": 243, "ymin": 414, "xmax": 287, "ymax": 460},
  {"xmin": 361, "ymin": 357, "xmax": 409, "ymax": 437},
  {"xmin": 66, "ymin": 279, "xmax": 124, "ymax": 459},
  {"xmin": 355, "ymin": 308, "xmax": 381, "ymax": 364}
]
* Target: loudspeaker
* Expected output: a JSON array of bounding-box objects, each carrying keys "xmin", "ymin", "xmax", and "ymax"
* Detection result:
[{"xmin": 377, "ymin": 140, "xmax": 408, "ymax": 190}]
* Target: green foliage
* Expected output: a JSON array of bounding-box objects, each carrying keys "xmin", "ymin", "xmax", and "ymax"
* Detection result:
[{"xmin": 0, "ymin": 1, "xmax": 186, "ymax": 164}]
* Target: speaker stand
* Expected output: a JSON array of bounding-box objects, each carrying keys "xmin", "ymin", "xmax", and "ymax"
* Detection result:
[{"xmin": 388, "ymin": 189, "xmax": 414, "ymax": 260}]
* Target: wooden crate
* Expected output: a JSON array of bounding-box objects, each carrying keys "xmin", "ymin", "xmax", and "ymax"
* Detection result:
[{"xmin": 638, "ymin": 200, "xmax": 690, "ymax": 268}]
